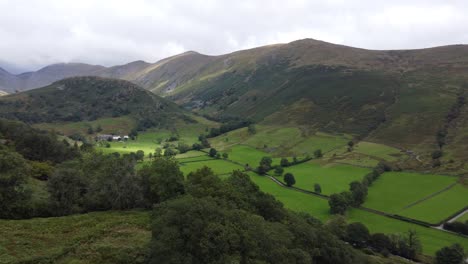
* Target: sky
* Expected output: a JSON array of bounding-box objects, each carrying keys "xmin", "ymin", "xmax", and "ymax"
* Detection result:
[{"xmin": 1, "ymin": 0, "xmax": 467, "ymax": 73}]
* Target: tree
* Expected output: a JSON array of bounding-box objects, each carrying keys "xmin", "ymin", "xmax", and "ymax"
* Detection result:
[
  {"xmin": 148, "ymin": 153, "xmax": 153, "ymax": 160},
  {"xmin": 314, "ymin": 183, "xmax": 322, "ymax": 194},
  {"xmin": 283, "ymin": 173, "xmax": 295, "ymax": 187},
  {"xmin": 369, "ymin": 233, "xmax": 392, "ymax": 253},
  {"xmin": 405, "ymin": 229, "xmax": 422, "ymax": 259},
  {"xmin": 328, "ymin": 192, "xmax": 351, "ymax": 215},
  {"xmin": 346, "ymin": 222, "xmax": 370, "ymax": 248},
  {"xmin": 325, "ymin": 215, "xmax": 347, "ymax": 239},
  {"xmin": 432, "ymin": 150, "xmax": 443, "ymax": 159},
  {"xmin": 154, "ymin": 148, "xmax": 162, "ymax": 157},
  {"xmin": 274, "ymin": 166, "xmax": 284, "ymax": 176},
  {"xmin": 177, "ymin": 143, "xmax": 191, "ymax": 154},
  {"xmin": 87, "ymin": 126, "xmax": 94, "ymax": 135},
  {"xmin": 0, "ymin": 148, "xmax": 32, "ymax": 219},
  {"xmin": 280, "ymin": 158, "xmax": 289, "ymax": 167},
  {"xmin": 347, "ymin": 141, "xmax": 354, "ymax": 148},
  {"xmin": 129, "ymin": 128, "xmax": 138, "ymax": 140},
  {"xmin": 349, "ymin": 181, "xmax": 368, "ymax": 206},
  {"xmin": 248, "ymin": 124, "xmax": 257, "ymax": 134},
  {"xmin": 139, "ymin": 157, "xmax": 185, "ymax": 205},
  {"xmin": 192, "ymin": 143, "xmax": 202, "ymax": 151},
  {"xmin": 96, "ymin": 124, "xmax": 103, "ymax": 132},
  {"xmin": 135, "ymin": 150, "xmax": 145, "ymax": 161},
  {"xmin": 435, "ymin": 243, "xmax": 465, "ymax": 264},
  {"xmin": 260, "ymin": 157, "xmax": 273, "ymax": 169},
  {"xmin": 313, "ymin": 149, "xmax": 323, "ymax": 158},
  {"xmin": 48, "ymin": 165, "xmax": 88, "ymax": 216},
  {"xmin": 163, "ymin": 148, "xmax": 177, "ymax": 157},
  {"xmin": 222, "ymin": 153, "xmax": 228, "ymax": 159},
  {"xmin": 209, "ymin": 148, "xmax": 217, "ymax": 157},
  {"xmin": 215, "ymin": 153, "xmax": 221, "ymax": 159}
]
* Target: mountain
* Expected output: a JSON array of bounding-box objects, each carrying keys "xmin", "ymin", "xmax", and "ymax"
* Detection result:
[
  {"xmin": 0, "ymin": 76, "xmax": 189, "ymax": 130},
  {"xmin": 1, "ymin": 39, "xmax": 468, "ymax": 167}
]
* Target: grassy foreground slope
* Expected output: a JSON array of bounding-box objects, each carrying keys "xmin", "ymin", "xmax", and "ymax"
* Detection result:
[{"xmin": 0, "ymin": 211, "xmax": 150, "ymax": 264}]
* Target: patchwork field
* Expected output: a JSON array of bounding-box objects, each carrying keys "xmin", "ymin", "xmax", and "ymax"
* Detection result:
[
  {"xmin": 363, "ymin": 172, "xmax": 459, "ymax": 219},
  {"xmin": 247, "ymin": 173, "xmax": 468, "ymax": 256},
  {"xmin": 399, "ymin": 184, "xmax": 468, "ymax": 224},
  {"xmin": 347, "ymin": 209, "xmax": 468, "ymax": 256},
  {"xmin": 277, "ymin": 161, "xmax": 371, "ymax": 195},
  {"xmin": 179, "ymin": 158, "xmax": 244, "ymax": 176},
  {"xmin": 0, "ymin": 210, "xmax": 150, "ymax": 264},
  {"xmin": 353, "ymin": 141, "xmax": 403, "ymax": 161},
  {"xmin": 225, "ymin": 145, "xmax": 282, "ymax": 167}
]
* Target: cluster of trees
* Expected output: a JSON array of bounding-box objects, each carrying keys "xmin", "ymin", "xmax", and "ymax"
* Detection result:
[
  {"xmin": 149, "ymin": 167, "xmax": 376, "ymax": 264},
  {"xmin": 325, "ymin": 216, "xmax": 423, "ymax": 261},
  {"xmin": 443, "ymin": 220, "xmax": 468, "ymax": 236},
  {"xmin": 436, "ymin": 95, "xmax": 465, "ymax": 149},
  {"xmin": 329, "ymin": 162, "xmax": 391, "ymax": 215},
  {"xmin": 206, "ymin": 119, "xmax": 252, "ymax": 138},
  {"xmin": 435, "ymin": 243, "xmax": 466, "ymax": 264}
]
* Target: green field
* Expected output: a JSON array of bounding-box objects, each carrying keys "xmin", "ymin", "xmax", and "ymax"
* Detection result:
[
  {"xmin": 353, "ymin": 141, "xmax": 403, "ymax": 161},
  {"xmin": 175, "ymin": 150, "xmax": 206, "ymax": 159},
  {"xmin": 226, "ymin": 145, "xmax": 282, "ymax": 167},
  {"xmin": 179, "ymin": 159, "xmax": 244, "ymax": 176},
  {"xmin": 248, "ymin": 173, "xmax": 330, "ymax": 221},
  {"xmin": 247, "ymin": 173, "xmax": 468, "ymax": 256},
  {"xmin": 290, "ymin": 132, "xmax": 349, "ymax": 155},
  {"xmin": 363, "ymin": 172, "xmax": 458, "ymax": 216},
  {"xmin": 347, "ymin": 209, "xmax": 468, "ymax": 256},
  {"xmin": 455, "ymin": 211, "xmax": 468, "ymax": 222},
  {"xmin": 278, "ymin": 162, "xmax": 370, "ymax": 195},
  {"xmin": 0, "ymin": 210, "xmax": 150, "ymax": 264},
  {"xmin": 399, "ymin": 184, "xmax": 468, "ymax": 224}
]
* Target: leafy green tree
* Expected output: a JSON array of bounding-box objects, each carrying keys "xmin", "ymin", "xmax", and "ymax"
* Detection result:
[
  {"xmin": 135, "ymin": 150, "xmax": 145, "ymax": 161},
  {"xmin": 328, "ymin": 192, "xmax": 352, "ymax": 215},
  {"xmin": 154, "ymin": 148, "xmax": 162, "ymax": 157},
  {"xmin": 280, "ymin": 158, "xmax": 289, "ymax": 167},
  {"xmin": 314, "ymin": 183, "xmax": 322, "ymax": 194},
  {"xmin": 0, "ymin": 148, "xmax": 32, "ymax": 219},
  {"xmin": 274, "ymin": 166, "xmax": 284, "ymax": 176},
  {"xmin": 435, "ymin": 243, "xmax": 465, "ymax": 264},
  {"xmin": 349, "ymin": 181, "xmax": 368, "ymax": 206},
  {"xmin": 163, "ymin": 148, "xmax": 177, "ymax": 157},
  {"xmin": 405, "ymin": 229, "xmax": 422, "ymax": 259},
  {"xmin": 139, "ymin": 157, "xmax": 185, "ymax": 205},
  {"xmin": 209, "ymin": 148, "xmax": 217, "ymax": 157},
  {"xmin": 48, "ymin": 164, "xmax": 88, "ymax": 215},
  {"xmin": 370, "ymin": 233, "xmax": 392, "ymax": 254},
  {"xmin": 259, "ymin": 157, "xmax": 273, "ymax": 171},
  {"xmin": 325, "ymin": 215, "xmax": 347, "ymax": 239},
  {"xmin": 314, "ymin": 149, "xmax": 323, "ymax": 158},
  {"xmin": 87, "ymin": 126, "xmax": 94, "ymax": 135},
  {"xmin": 148, "ymin": 153, "xmax": 153, "ymax": 160},
  {"xmin": 346, "ymin": 222, "xmax": 370, "ymax": 248},
  {"xmin": 95, "ymin": 124, "xmax": 103, "ymax": 132},
  {"xmin": 192, "ymin": 143, "xmax": 202, "ymax": 150},
  {"xmin": 432, "ymin": 150, "xmax": 443, "ymax": 159},
  {"xmin": 222, "ymin": 153, "xmax": 228, "ymax": 159},
  {"xmin": 348, "ymin": 141, "xmax": 354, "ymax": 148},
  {"xmin": 248, "ymin": 124, "xmax": 257, "ymax": 134},
  {"xmin": 283, "ymin": 173, "xmax": 295, "ymax": 187},
  {"xmin": 177, "ymin": 143, "xmax": 191, "ymax": 153}
]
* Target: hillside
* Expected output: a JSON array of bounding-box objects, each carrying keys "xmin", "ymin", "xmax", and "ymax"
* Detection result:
[
  {"xmin": 0, "ymin": 76, "xmax": 190, "ymax": 131},
  {"xmin": 2, "ymin": 40, "xmax": 468, "ymax": 169}
]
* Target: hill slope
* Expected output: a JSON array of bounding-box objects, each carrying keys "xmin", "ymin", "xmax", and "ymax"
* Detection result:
[{"xmin": 0, "ymin": 76, "xmax": 190, "ymax": 130}]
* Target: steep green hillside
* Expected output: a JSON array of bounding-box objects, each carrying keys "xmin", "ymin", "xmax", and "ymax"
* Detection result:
[{"xmin": 0, "ymin": 76, "xmax": 191, "ymax": 131}]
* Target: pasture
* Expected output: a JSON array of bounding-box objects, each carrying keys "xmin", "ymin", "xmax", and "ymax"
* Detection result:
[
  {"xmin": 399, "ymin": 184, "xmax": 468, "ymax": 224},
  {"xmin": 278, "ymin": 162, "xmax": 370, "ymax": 195},
  {"xmin": 353, "ymin": 141, "xmax": 403, "ymax": 161},
  {"xmin": 179, "ymin": 159, "xmax": 244, "ymax": 176},
  {"xmin": 363, "ymin": 172, "xmax": 458, "ymax": 215},
  {"xmin": 348, "ymin": 209, "xmax": 468, "ymax": 256},
  {"xmin": 247, "ymin": 173, "xmax": 468, "ymax": 256}
]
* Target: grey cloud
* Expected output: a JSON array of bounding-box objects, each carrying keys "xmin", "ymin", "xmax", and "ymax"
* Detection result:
[{"xmin": 0, "ymin": 0, "xmax": 467, "ymax": 73}]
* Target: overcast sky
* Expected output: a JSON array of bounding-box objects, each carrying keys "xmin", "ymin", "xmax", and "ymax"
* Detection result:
[{"xmin": 1, "ymin": 0, "xmax": 467, "ymax": 73}]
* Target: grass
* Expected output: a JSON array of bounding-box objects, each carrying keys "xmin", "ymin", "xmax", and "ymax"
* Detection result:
[
  {"xmin": 278, "ymin": 161, "xmax": 370, "ymax": 195},
  {"xmin": 226, "ymin": 145, "xmax": 282, "ymax": 167},
  {"xmin": 247, "ymin": 172, "xmax": 468, "ymax": 256},
  {"xmin": 455, "ymin": 211, "xmax": 468, "ymax": 222},
  {"xmin": 175, "ymin": 150, "xmax": 206, "ymax": 159},
  {"xmin": 348, "ymin": 209, "xmax": 468, "ymax": 256},
  {"xmin": 290, "ymin": 132, "xmax": 349, "ymax": 155},
  {"xmin": 179, "ymin": 159, "xmax": 244, "ymax": 176},
  {"xmin": 363, "ymin": 172, "xmax": 458, "ymax": 215},
  {"xmin": 0, "ymin": 210, "xmax": 150, "ymax": 264},
  {"xmin": 399, "ymin": 184, "xmax": 468, "ymax": 224},
  {"xmin": 353, "ymin": 141, "xmax": 403, "ymax": 161},
  {"xmin": 247, "ymin": 172, "xmax": 330, "ymax": 221}
]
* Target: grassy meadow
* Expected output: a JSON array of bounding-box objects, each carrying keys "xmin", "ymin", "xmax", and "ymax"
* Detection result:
[
  {"xmin": 277, "ymin": 161, "xmax": 371, "ymax": 195},
  {"xmin": 363, "ymin": 172, "xmax": 459, "ymax": 218}
]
